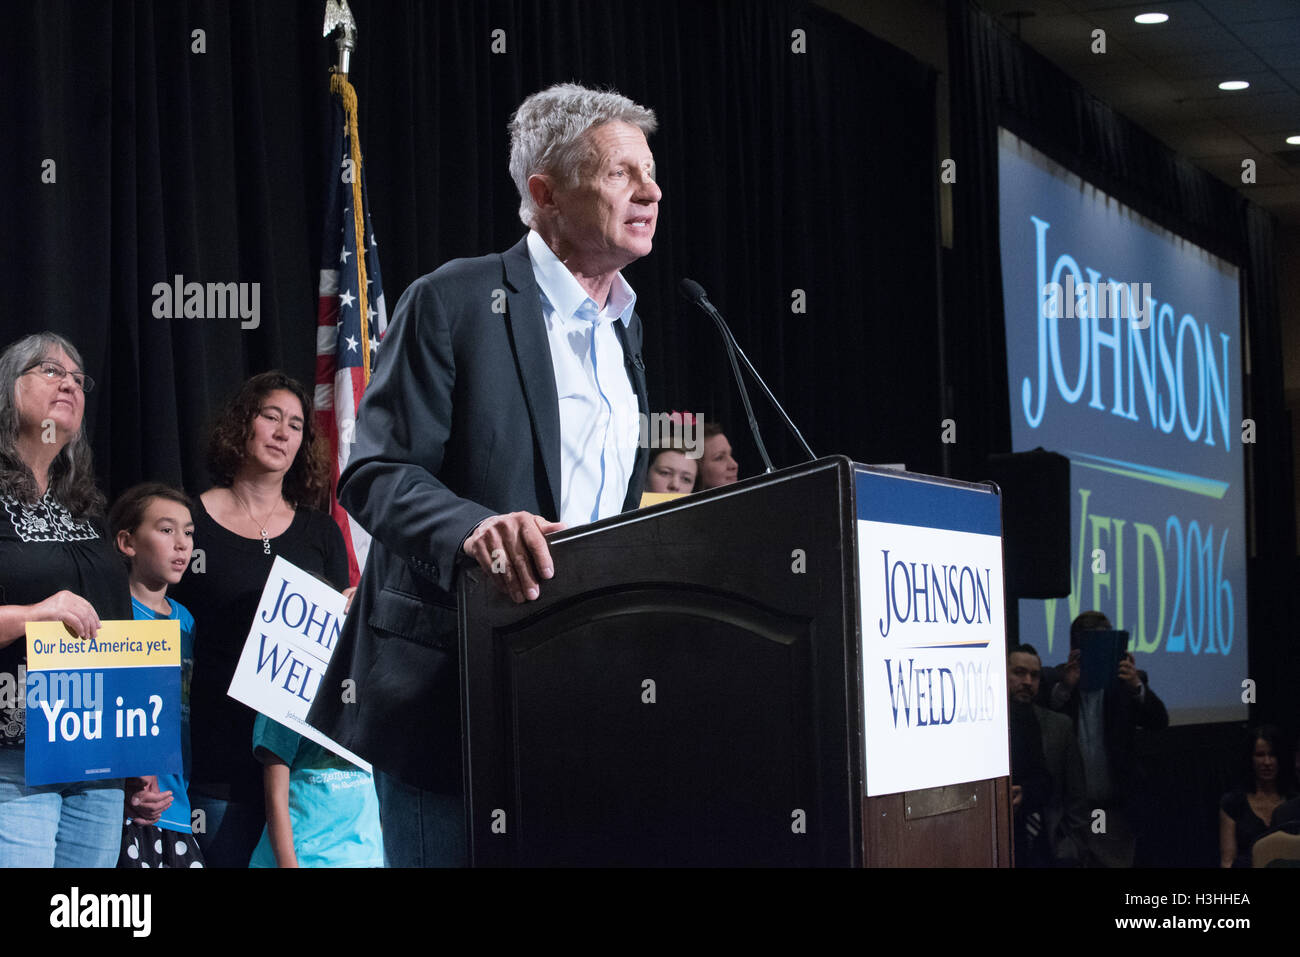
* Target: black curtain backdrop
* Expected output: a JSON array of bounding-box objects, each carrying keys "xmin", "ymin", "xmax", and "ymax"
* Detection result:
[
  {"xmin": 947, "ymin": 0, "xmax": 1295, "ymax": 866},
  {"xmin": 2, "ymin": 0, "xmax": 940, "ymax": 501}
]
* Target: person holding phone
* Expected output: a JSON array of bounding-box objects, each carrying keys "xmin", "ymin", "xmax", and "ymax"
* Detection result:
[{"xmin": 1038, "ymin": 611, "xmax": 1168, "ymax": 866}]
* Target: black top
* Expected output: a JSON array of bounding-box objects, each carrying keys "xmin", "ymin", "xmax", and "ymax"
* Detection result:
[
  {"xmin": 1221, "ymin": 789, "xmax": 1292, "ymax": 868},
  {"xmin": 0, "ymin": 492, "xmax": 131, "ymax": 749},
  {"xmin": 170, "ymin": 495, "xmax": 347, "ymax": 803}
]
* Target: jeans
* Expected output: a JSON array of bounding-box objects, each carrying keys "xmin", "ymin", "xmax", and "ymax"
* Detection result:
[
  {"xmin": 0, "ymin": 747, "xmax": 123, "ymax": 868},
  {"xmin": 375, "ymin": 770, "xmax": 466, "ymax": 867},
  {"xmin": 189, "ymin": 792, "xmax": 265, "ymax": 868}
]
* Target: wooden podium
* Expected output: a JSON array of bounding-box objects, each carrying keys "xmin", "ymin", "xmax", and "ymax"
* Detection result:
[{"xmin": 459, "ymin": 456, "xmax": 1013, "ymax": 866}]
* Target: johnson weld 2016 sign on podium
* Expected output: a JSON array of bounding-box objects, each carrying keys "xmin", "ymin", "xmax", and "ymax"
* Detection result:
[{"xmin": 854, "ymin": 468, "xmax": 1009, "ymax": 796}]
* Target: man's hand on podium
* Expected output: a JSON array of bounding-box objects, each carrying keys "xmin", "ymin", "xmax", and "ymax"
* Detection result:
[{"xmin": 462, "ymin": 512, "xmax": 565, "ymax": 603}]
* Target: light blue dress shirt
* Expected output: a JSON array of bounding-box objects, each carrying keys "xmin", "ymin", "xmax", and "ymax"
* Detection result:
[{"xmin": 527, "ymin": 230, "xmax": 641, "ymax": 527}]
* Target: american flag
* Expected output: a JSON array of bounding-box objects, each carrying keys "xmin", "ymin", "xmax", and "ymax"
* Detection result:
[{"xmin": 315, "ymin": 75, "xmax": 387, "ymax": 587}]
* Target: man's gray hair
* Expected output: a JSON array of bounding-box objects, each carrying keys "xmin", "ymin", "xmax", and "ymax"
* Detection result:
[{"xmin": 508, "ymin": 83, "xmax": 658, "ymax": 229}]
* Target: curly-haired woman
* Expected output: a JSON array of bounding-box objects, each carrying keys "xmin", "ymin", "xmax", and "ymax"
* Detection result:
[
  {"xmin": 170, "ymin": 371, "xmax": 350, "ymax": 867},
  {"xmin": 0, "ymin": 332, "xmax": 131, "ymax": 867}
]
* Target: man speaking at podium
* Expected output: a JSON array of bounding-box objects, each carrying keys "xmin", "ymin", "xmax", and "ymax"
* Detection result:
[{"xmin": 309, "ymin": 83, "xmax": 660, "ymax": 866}]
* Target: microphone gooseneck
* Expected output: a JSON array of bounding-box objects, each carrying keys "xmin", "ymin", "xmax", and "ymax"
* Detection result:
[
  {"xmin": 678, "ymin": 279, "xmax": 816, "ymax": 469},
  {"xmin": 679, "ymin": 278, "xmax": 774, "ymax": 474}
]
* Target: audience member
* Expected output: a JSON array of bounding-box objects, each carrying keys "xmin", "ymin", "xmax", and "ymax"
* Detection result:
[
  {"xmin": 1007, "ymin": 643, "xmax": 1087, "ymax": 866},
  {"xmin": 250, "ymin": 713, "xmax": 383, "ymax": 868},
  {"xmin": 0, "ymin": 332, "xmax": 131, "ymax": 867},
  {"xmin": 1219, "ymin": 724, "xmax": 1295, "ymax": 868},
  {"xmin": 646, "ymin": 443, "xmax": 698, "ymax": 494},
  {"xmin": 1038, "ymin": 610, "xmax": 1168, "ymax": 866},
  {"xmin": 695, "ymin": 421, "xmax": 738, "ymax": 489},
  {"xmin": 171, "ymin": 372, "xmax": 350, "ymax": 867},
  {"xmin": 109, "ymin": 483, "xmax": 205, "ymax": 868}
]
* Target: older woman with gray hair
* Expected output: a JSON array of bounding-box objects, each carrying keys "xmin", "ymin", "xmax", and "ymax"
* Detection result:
[{"xmin": 0, "ymin": 331, "xmax": 131, "ymax": 867}]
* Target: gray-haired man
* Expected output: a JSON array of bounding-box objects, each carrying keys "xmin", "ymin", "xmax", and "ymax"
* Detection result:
[{"xmin": 309, "ymin": 83, "xmax": 661, "ymax": 866}]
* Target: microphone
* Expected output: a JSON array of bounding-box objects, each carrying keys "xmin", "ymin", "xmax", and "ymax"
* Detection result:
[
  {"xmin": 679, "ymin": 279, "xmax": 772, "ymax": 474},
  {"xmin": 678, "ymin": 279, "xmax": 816, "ymax": 469},
  {"xmin": 677, "ymin": 278, "xmax": 714, "ymax": 312}
]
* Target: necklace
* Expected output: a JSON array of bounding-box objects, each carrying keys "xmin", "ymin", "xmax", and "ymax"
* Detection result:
[{"xmin": 231, "ymin": 488, "xmax": 283, "ymax": 555}]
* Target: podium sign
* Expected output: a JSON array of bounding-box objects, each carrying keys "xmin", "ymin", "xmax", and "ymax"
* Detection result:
[{"xmin": 853, "ymin": 468, "xmax": 1009, "ymax": 796}]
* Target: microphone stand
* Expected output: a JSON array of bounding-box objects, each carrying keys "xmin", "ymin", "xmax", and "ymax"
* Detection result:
[{"xmin": 679, "ymin": 280, "xmax": 816, "ymax": 470}]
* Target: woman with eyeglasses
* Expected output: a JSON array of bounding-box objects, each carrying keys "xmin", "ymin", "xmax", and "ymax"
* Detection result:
[
  {"xmin": 168, "ymin": 371, "xmax": 354, "ymax": 867},
  {"xmin": 0, "ymin": 332, "xmax": 131, "ymax": 867}
]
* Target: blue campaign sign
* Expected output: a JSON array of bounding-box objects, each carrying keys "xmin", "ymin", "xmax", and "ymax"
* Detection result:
[
  {"xmin": 24, "ymin": 621, "xmax": 182, "ymax": 786},
  {"xmin": 997, "ymin": 129, "xmax": 1247, "ymax": 725}
]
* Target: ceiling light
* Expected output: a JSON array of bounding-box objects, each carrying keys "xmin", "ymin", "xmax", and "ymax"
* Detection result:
[
  {"xmin": 1287, "ymin": 135, "xmax": 1300, "ymax": 146},
  {"xmin": 1134, "ymin": 13, "xmax": 1169, "ymax": 25},
  {"xmin": 1218, "ymin": 80, "xmax": 1250, "ymax": 91}
]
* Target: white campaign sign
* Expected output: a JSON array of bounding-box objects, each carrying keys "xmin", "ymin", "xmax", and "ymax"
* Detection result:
[
  {"xmin": 227, "ymin": 555, "xmax": 370, "ymax": 771},
  {"xmin": 858, "ymin": 520, "xmax": 1008, "ymax": 796}
]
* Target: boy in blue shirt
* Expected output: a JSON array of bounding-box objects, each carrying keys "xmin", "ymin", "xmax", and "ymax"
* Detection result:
[{"xmin": 110, "ymin": 483, "xmax": 204, "ymax": 868}]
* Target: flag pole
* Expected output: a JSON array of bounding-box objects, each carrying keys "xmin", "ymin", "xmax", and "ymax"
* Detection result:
[
  {"xmin": 323, "ymin": 0, "xmax": 371, "ymax": 381},
  {"xmin": 323, "ymin": 0, "xmax": 357, "ymax": 76},
  {"xmin": 318, "ymin": 0, "xmax": 387, "ymax": 583}
]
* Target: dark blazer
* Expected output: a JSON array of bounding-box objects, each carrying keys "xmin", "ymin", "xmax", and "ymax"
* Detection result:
[
  {"xmin": 1038, "ymin": 664, "xmax": 1168, "ymax": 806},
  {"xmin": 308, "ymin": 236, "xmax": 651, "ymax": 792},
  {"xmin": 1035, "ymin": 704, "xmax": 1088, "ymax": 864}
]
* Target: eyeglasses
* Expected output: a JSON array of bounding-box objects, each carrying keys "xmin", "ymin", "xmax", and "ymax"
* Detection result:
[{"xmin": 23, "ymin": 360, "xmax": 95, "ymax": 393}]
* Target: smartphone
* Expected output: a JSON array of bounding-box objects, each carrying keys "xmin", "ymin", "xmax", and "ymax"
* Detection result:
[{"xmin": 1078, "ymin": 630, "xmax": 1129, "ymax": 692}]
